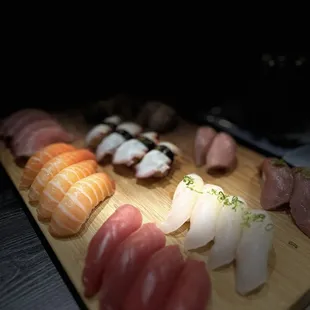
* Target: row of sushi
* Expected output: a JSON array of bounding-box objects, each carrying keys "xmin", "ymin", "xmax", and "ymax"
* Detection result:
[
  {"xmin": 85, "ymin": 115, "xmax": 181, "ymax": 178},
  {"xmin": 0, "ymin": 109, "xmax": 75, "ymax": 159},
  {"xmin": 158, "ymin": 173, "xmax": 275, "ymax": 296},
  {"xmin": 19, "ymin": 142, "xmax": 115, "ymax": 237},
  {"xmin": 82, "ymin": 204, "xmax": 211, "ymax": 310}
]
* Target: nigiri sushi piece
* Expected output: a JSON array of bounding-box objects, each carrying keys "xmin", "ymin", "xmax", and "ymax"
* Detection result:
[
  {"xmin": 163, "ymin": 259, "xmax": 212, "ymax": 310},
  {"xmin": 158, "ymin": 173, "xmax": 204, "ymax": 234},
  {"xmin": 112, "ymin": 131, "xmax": 159, "ymax": 166},
  {"xmin": 124, "ymin": 245, "xmax": 185, "ymax": 310},
  {"xmin": 85, "ymin": 115, "xmax": 122, "ymax": 149},
  {"xmin": 28, "ymin": 149, "xmax": 95, "ymax": 203},
  {"xmin": 19, "ymin": 143, "xmax": 76, "ymax": 190},
  {"xmin": 83, "ymin": 204, "xmax": 143, "ymax": 298},
  {"xmin": 49, "ymin": 172, "xmax": 115, "ymax": 237},
  {"xmin": 96, "ymin": 122, "xmax": 142, "ymax": 162},
  {"xmin": 184, "ymin": 184, "xmax": 225, "ymax": 250},
  {"xmin": 208, "ymin": 195, "xmax": 246, "ymax": 270},
  {"xmin": 135, "ymin": 141, "xmax": 181, "ymax": 179},
  {"xmin": 99, "ymin": 223, "xmax": 166, "ymax": 310},
  {"xmin": 37, "ymin": 159, "xmax": 98, "ymax": 221},
  {"xmin": 235, "ymin": 209, "xmax": 274, "ymax": 295}
]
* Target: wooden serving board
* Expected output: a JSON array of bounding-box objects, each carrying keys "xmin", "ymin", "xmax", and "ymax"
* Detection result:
[{"xmin": 1, "ymin": 116, "xmax": 309, "ymax": 310}]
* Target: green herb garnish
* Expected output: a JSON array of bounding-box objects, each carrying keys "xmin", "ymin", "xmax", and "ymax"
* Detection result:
[
  {"xmin": 242, "ymin": 211, "xmax": 266, "ymax": 228},
  {"xmin": 182, "ymin": 175, "xmax": 203, "ymax": 194},
  {"xmin": 293, "ymin": 167, "xmax": 310, "ymax": 179},
  {"xmin": 271, "ymin": 158, "xmax": 287, "ymax": 167},
  {"xmin": 208, "ymin": 189, "xmax": 244, "ymax": 211}
]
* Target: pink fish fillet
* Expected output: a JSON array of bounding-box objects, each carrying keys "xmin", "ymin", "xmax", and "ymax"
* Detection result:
[
  {"xmin": 124, "ymin": 245, "xmax": 185, "ymax": 310},
  {"xmin": 163, "ymin": 259, "xmax": 212, "ymax": 310},
  {"xmin": 82, "ymin": 204, "xmax": 143, "ymax": 298},
  {"xmin": 99, "ymin": 223, "xmax": 166, "ymax": 310}
]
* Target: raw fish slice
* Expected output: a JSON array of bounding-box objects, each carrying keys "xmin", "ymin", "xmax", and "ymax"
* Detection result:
[
  {"xmin": 19, "ymin": 143, "xmax": 76, "ymax": 190},
  {"xmin": 96, "ymin": 122, "xmax": 142, "ymax": 162},
  {"xmin": 83, "ymin": 204, "xmax": 143, "ymax": 298},
  {"xmin": 124, "ymin": 245, "xmax": 185, "ymax": 310},
  {"xmin": 208, "ymin": 195, "xmax": 246, "ymax": 270},
  {"xmin": 135, "ymin": 141, "xmax": 180, "ymax": 179},
  {"xmin": 184, "ymin": 184, "xmax": 224, "ymax": 250},
  {"xmin": 28, "ymin": 149, "xmax": 95, "ymax": 202},
  {"xmin": 158, "ymin": 173, "xmax": 204, "ymax": 234},
  {"xmin": 99, "ymin": 223, "xmax": 166, "ymax": 310},
  {"xmin": 37, "ymin": 160, "xmax": 98, "ymax": 221},
  {"xmin": 49, "ymin": 172, "xmax": 115, "ymax": 237},
  {"xmin": 112, "ymin": 131, "xmax": 159, "ymax": 166},
  {"xmin": 85, "ymin": 115, "xmax": 122, "ymax": 149},
  {"xmin": 163, "ymin": 259, "xmax": 212, "ymax": 310},
  {"xmin": 235, "ymin": 209, "xmax": 274, "ymax": 295}
]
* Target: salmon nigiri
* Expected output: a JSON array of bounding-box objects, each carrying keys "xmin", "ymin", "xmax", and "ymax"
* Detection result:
[
  {"xmin": 37, "ymin": 159, "xmax": 98, "ymax": 221},
  {"xmin": 49, "ymin": 172, "xmax": 115, "ymax": 237},
  {"xmin": 19, "ymin": 143, "xmax": 76, "ymax": 190},
  {"xmin": 28, "ymin": 149, "xmax": 95, "ymax": 203}
]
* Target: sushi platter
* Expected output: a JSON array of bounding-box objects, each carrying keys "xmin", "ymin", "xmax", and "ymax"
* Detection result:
[{"xmin": 1, "ymin": 110, "xmax": 310, "ymax": 310}]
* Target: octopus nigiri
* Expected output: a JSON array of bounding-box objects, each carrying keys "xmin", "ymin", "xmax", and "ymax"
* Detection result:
[
  {"xmin": 112, "ymin": 131, "xmax": 159, "ymax": 166},
  {"xmin": 135, "ymin": 141, "xmax": 181, "ymax": 179},
  {"xmin": 96, "ymin": 122, "xmax": 142, "ymax": 162},
  {"xmin": 49, "ymin": 172, "xmax": 115, "ymax": 237},
  {"xmin": 158, "ymin": 173, "xmax": 204, "ymax": 234}
]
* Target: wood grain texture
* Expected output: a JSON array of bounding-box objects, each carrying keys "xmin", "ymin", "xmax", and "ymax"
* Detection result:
[{"xmin": 1, "ymin": 118, "xmax": 310, "ymax": 310}]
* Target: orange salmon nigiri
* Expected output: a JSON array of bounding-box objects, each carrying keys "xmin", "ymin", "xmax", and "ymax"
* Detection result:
[
  {"xmin": 28, "ymin": 149, "xmax": 96, "ymax": 203},
  {"xmin": 49, "ymin": 172, "xmax": 115, "ymax": 238},
  {"xmin": 19, "ymin": 143, "xmax": 76, "ymax": 190},
  {"xmin": 37, "ymin": 159, "xmax": 98, "ymax": 221}
]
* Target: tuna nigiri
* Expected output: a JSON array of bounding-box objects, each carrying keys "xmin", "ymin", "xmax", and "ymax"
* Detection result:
[
  {"xmin": 99, "ymin": 223, "xmax": 166, "ymax": 310},
  {"xmin": 124, "ymin": 245, "xmax": 185, "ymax": 310},
  {"xmin": 83, "ymin": 204, "xmax": 143, "ymax": 298},
  {"xmin": 19, "ymin": 143, "xmax": 76, "ymax": 190},
  {"xmin": 85, "ymin": 115, "xmax": 122, "ymax": 149},
  {"xmin": 49, "ymin": 172, "xmax": 115, "ymax": 237},
  {"xmin": 112, "ymin": 131, "xmax": 159, "ymax": 166},
  {"xmin": 28, "ymin": 149, "xmax": 95, "ymax": 203},
  {"xmin": 235, "ymin": 209, "xmax": 274, "ymax": 295},
  {"xmin": 96, "ymin": 122, "xmax": 142, "ymax": 162},
  {"xmin": 184, "ymin": 184, "xmax": 224, "ymax": 251},
  {"xmin": 158, "ymin": 173, "xmax": 204, "ymax": 234},
  {"xmin": 37, "ymin": 160, "xmax": 98, "ymax": 221}
]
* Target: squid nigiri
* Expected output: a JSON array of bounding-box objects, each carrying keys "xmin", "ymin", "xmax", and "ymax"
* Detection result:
[
  {"xmin": 158, "ymin": 173, "xmax": 204, "ymax": 234},
  {"xmin": 235, "ymin": 209, "xmax": 274, "ymax": 295},
  {"xmin": 85, "ymin": 115, "xmax": 122, "ymax": 149},
  {"xmin": 112, "ymin": 131, "xmax": 159, "ymax": 166},
  {"xmin": 208, "ymin": 195, "xmax": 246, "ymax": 270},
  {"xmin": 184, "ymin": 184, "xmax": 225, "ymax": 251},
  {"xmin": 96, "ymin": 122, "xmax": 142, "ymax": 162},
  {"xmin": 135, "ymin": 141, "xmax": 181, "ymax": 179},
  {"xmin": 49, "ymin": 172, "xmax": 115, "ymax": 237}
]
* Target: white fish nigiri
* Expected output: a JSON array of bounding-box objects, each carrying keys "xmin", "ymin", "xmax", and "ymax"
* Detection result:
[
  {"xmin": 158, "ymin": 173, "xmax": 204, "ymax": 234},
  {"xmin": 96, "ymin": 122, "xmax": 142, "ymax": 162},
  {"xmin": 135, "ymin": 142, "xmax": 180, "ymax": 179},
  {"xmin": 235, "ymin": 209, "xmax": 274, "ymax": 295},
  {"xmin": 112, "ymin": 132, "xmax": 159, "ymax": 166},
  {"xmin": 85, "ymin": 115, "xmax": 121, "ymax": 148},
  {"xmin": 208, "ymin": 195, "xmax": 246, "ymax": 270},
  {"xmin": 184, "ymin": 184, "xmax": 225, "ymax": 251}
]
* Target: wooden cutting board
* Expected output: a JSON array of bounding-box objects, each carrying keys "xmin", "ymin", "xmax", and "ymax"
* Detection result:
[{"xmin": 1, "ymin": 116, "xmax": 309, "ymax": 310}]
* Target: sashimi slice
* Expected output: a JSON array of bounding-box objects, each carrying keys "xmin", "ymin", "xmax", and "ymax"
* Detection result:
[
  {"xmin": 19, "ymin": 143, "xmax": 76, "ymax": 190},
  {"xmin": 83, "ymin": 204, "xmax": 143, "ymax": 298},
  {"xmin": 158, "ymin": 173, "xmax": 204, "ymax": 234},
  {"xmin": 184, "ymin": 184, "xmax": 225, "ymax": 250},
  {"xmin": 99, "ymin": 223, "xmax": 166, "ymax": 310},
  {"xmin": 163, "ymin": 259, "xmax": 212, "ymax": 310},
  {"xmin": 49, "ymin": 172, "xmax": 115, "ymax": 237},
  {"xmin": 28, "ymin": 149, "xmax": 95, "ymax": 202},
  {"xmin": 124, "ymin": 245, "xmax": 185, "ymax": 310},
  {"xmin": 208, "ymin": 195, "xmax": 246, "ymax": 270},
  {"xmin": 37, "ymin": 159, "xmax": 98, "ymax": 221},
  {"xmin": 235, "ymin": 209, "xmax": 274, "ymax": 295}
]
